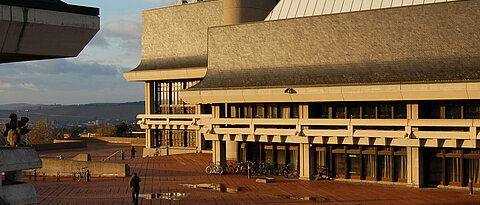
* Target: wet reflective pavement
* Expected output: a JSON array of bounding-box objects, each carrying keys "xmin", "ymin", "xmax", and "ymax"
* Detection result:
[
  {"xmin": 28, "ymin": 146, "xmax": 480, "ymax": 205},
  {"xmin": 286, "ymin": 196, "xmax": 330, "ymax": 203},
  {"xmin": 181, "ymin": 183, "xmax": 240, "ymax": 193},
  {"xmin": 139, "ymin": 192, "xmax": 187, "ymax": 200}
]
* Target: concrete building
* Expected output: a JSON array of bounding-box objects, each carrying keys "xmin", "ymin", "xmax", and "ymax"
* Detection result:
[
  {"xmin": 0, "ymin": 0, "xmax": 99, "ymax": 204},
  {"xmin": 125, "ymin": 0, "xmax": 480, "ymax": 188}
]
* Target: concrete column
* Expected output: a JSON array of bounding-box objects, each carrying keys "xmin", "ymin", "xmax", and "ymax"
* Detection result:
[
  {"xmin": 212, "ymin": 140, "xmax": 226, "ymax": 169},
  {"xmin": 299, "ymin": 143, "xmax": 314, "ymax": 180},
  {"xmin": 145, "ymin": 81, "xmax": 154, "ymax": 115},
  {"xmin": 144, "ymin": 81, "xmax": 155, "ymax": 150},
  {"xmin": 407, "ymin": 147, "xmax": 423, "ymax": 188},
  {"xmin": 145, "ymin": 129, "xmax": 155, "ymax": 148},
  {"xmin": 223, "ymin": 0, "xmax": 278, "ymax": 25},
  {"xmin": 226, "ymin": 141, "xmax": 238, "ymax": 161}
]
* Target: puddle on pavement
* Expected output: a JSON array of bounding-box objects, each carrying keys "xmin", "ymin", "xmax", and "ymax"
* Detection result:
[
  {"xmin": 181, "ymin": 183, "xmax": 240, "ymax": 193},
  {"xmin": 286, "ymin": 196, "xmax": 329, "ymax": 203},
  {"xmin": 138, "ymin": 192, "xmax": 187, "ymax": 200}
]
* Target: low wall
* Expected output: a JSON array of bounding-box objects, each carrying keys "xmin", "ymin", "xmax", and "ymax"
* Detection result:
[
  {"xmin": 94, "ymin": 137, "xmax": 144, "ymax": 146},
  {"xmin": 31, "ymin": 142, "xmax": 87, "ymax": 152},
  {"xmin": 143, "ymin": 147, "xmax": 197, "ymax": 157},
  {"xmin": 30, "ymin": 158, "xmax": 130, "ymax": 177}
]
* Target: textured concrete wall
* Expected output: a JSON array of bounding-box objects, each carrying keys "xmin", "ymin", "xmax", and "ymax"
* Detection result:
[
  {"xmin": 138, "ymin": 0, "xmax": 223, "ymax": 70},
  {"xmin": 37, "ymin": 158, "xmax": 130, "ymax": 177},
  {"xmin": 94, "ymin": 137, "xmax": 145, "ymax": 146},
  {"xmin": 207, "ymin": 1, "xmax": 480, "ymax": 74}
]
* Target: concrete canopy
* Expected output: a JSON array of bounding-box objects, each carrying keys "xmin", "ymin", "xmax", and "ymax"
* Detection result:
[{"xmin": 0, "ymin": 0, "xmax": 99, "ymax": 63}]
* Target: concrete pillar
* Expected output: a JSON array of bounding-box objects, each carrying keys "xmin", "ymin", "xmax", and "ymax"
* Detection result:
[
  {"xmin": 144, "ymin": 81, "xmax": 156, "ymax": 149},
  {"xmin": 212, "ymin": 140, "xmax": 226, "ymax": 169},
  {"xmin": 407, "ymin": 147, "xmax": 423, "ymax": 188},
  {"xmin": 145, "ymin": 129, "xmax": 155, "ymax": 148},
  {"xmin": 299, "ymin": 143, "xmax": 314, "ymax": 180},
  {"xmin": 145, "ymin": 81, "xmax": 154, "ymax": 115},
  {"xmin": 223, "ymin": 0, "xmax": 278, "ymax": 25},
  {"xmin": 226, "ymin": 141, "xmax": 238, "ymax": 161}
]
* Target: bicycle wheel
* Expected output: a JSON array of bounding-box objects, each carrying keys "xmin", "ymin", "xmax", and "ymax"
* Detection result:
[
  {"xmin": 205, "ymin": 166, "xmax": 213, "ymax": 174},
  {"xmin": 227, "ymin": 166, "xmax": 234, "ymax": 174},
  {"xmin": 217, "ymin": 166, "xmax": 224, "ymax": 175}
]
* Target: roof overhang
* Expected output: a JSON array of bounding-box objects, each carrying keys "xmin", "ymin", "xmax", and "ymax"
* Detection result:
[
  {"xmin": 0, "ymin": 3, "xmax": 99, "ymax": 63},
  {"xmin": 180, "ymin": 82, "xmax": 480, "ymax": 104},
  {"xmin": 123, "ymin": 67, "xmax": 207, "ymax": 82}
]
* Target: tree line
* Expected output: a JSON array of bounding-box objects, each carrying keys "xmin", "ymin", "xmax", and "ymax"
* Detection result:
[{"xmin": 1, "ymin": 118, "xmax": 136, "ymax": 145}]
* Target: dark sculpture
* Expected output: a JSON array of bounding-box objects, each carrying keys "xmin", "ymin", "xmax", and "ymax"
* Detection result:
[{"xmin": 1, "ymin": 113, "xmax": 30, "ymax": 146}]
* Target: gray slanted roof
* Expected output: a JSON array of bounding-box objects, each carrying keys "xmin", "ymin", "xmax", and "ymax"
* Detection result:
[
  {"xmin": 191, "ymin": 0, "xmax": 480, "ymax": 90},
  {"xmin": 192, "ymin": 56, "xmax": 480, "ymax": 89}
]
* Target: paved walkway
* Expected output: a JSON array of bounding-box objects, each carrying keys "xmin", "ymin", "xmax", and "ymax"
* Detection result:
[{"xmin": 28, "ymin": 143, "xmax": 480, "ymax": 204}]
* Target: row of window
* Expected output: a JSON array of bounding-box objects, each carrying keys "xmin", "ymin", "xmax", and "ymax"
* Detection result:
[
  {"xmin": 151, "ymin": 80, "xmax": 480, "ymax": 119},
  {"xmin": 153, "ymin": 130, "xmax": 196, "ymax": 148},
  {"xmin": 209, "ymin": 101, "xmax": 480, "ymax": 119}
]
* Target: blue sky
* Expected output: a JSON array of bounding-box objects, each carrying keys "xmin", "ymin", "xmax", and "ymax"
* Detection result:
[{"xmin": 0, "ymin": 0, "xmax": 177, "ymax": 105}]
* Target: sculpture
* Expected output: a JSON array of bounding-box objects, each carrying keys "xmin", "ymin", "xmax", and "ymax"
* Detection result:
[{"xmin": 1, "ymin": 113, "xmax": 30, "ymax": 146}]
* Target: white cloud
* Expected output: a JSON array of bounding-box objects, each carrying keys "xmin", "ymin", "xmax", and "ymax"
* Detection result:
[
  {"xmin": 0, "ymin": 81, "xmax": 13, "ymax": 89},
  {"xmin": 0, "ymin": 80, "xmax": 38, "ymax": 91}
]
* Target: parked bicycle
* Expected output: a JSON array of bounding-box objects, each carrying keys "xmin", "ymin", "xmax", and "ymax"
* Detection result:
[
  {"xmin": 281, "ymin": 164, "xmax": 298, "ymax": 178},
  {"xmin": 205, "ymin": 162, "xmax": 224, "ymax": 175},
  {"xmin": 315, "ymin": 166, "xmax": 330, "ymax": 180}
]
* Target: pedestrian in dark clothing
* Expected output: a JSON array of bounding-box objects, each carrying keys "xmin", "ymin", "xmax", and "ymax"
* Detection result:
[
  {"xmin": 131, "ymin": 146, "xmax": 136, "ymax": 159},
  {"xmin": 129, "ymin": 172, "xmax": 141, "ymax": 205}
]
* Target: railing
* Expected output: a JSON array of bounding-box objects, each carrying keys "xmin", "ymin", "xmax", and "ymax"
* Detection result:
[
  {"xmin": 137, "ymin": 114, "xmax": 212, "ymax": 129},
  {"xmin": 207, "ymin": 118, "xmax": 480, "ymax": 140},
  {"xmin": 137, "ymin": 114, "xmax": 480, "ymax": 141},
  {"xmin": 102, "ymin": 150, "xmax": 124, "ymax": 161}
]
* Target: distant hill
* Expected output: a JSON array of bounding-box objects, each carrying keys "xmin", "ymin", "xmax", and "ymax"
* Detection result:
[
  {"xmin": 0, "ymin": 103, "xmax": 38, "ymax": 110},
  {"xmin": 0, "ymin": 101, "xmax": 145, "ymax": 127}
]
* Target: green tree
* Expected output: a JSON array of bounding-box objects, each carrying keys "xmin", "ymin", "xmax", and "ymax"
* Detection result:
[
  {"xmin": 114, "ymin": 122, "xmax": 130, "ymax": 137},
  {"xmin": 27, "ymin": 118, "xmax": 61, "ymax": 144},
  {"xmin": 93, "ymin": 123, "xmax": 114, "ymax": 137}
]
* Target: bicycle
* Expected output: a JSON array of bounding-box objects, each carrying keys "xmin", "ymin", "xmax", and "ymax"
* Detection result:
[
  {"xmin": 74, "ymin": 167, "xmax": 88, "ymax": 182},
  {"xmin": 316, "ymin": 166, "xmax": 330, "ymax": 180},
  {"xmin": 205, "ymin": 162, "xmax": 224, "ymax": 175},
  {"xmin": 281, "ymin": 164, "xmax": 298, "ymax": 178}
]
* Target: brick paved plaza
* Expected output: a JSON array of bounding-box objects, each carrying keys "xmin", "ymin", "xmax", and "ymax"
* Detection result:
[{"xmin": 28, "ymin": 143, "xmax": 480, "ymax": 204}]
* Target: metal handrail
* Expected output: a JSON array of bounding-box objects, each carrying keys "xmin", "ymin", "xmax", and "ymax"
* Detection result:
[{"xmin": 102, "ymin": 150, "xmax": 123, "ymax": 161}]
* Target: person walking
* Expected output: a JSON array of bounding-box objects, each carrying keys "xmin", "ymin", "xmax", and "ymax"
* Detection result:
[
  {"xmin": 131, "ymin": 146, "xmax": 136, "ymax": 159},
  {"xmin": 129, "ymin": 172, "xmax": 141, "ymax": 205}
]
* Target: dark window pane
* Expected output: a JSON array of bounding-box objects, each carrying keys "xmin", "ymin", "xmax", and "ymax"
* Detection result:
[
  {"xmin": 465, "ymin": 103, "xmax": 479, "ymax": 119},
  {"xmin": 446, "ymin": 103, "xmax": 461, "ymax": 119},
  {"xmin": 362, "ymin": 105, "xmax": 376, "ymax": 119},
  {"xmin": 394, "ymin": 104, "xmax": 407, "ymax": 119},
  {"xmin": 378, "ymin": 104, "xmax": 392, "ymax": 119}
]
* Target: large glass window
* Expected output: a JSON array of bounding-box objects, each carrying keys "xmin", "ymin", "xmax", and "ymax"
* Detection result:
[{"xmin": 154, "ymin": 80, "xmax": 199, "ymax": 114}]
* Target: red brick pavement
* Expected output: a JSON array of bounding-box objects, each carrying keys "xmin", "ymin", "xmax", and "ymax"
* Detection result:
[{"xmin": 28, "ymin": 143, "xmax": 480, "ymax": 205}]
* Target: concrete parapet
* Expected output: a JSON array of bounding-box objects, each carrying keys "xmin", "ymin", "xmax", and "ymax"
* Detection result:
[
  {"xmin": 94, "ymin": 137, "xmax": 145, "ymax": 146},
  {"xmin": 73, "ymin": 153, "xmax": 91, "ymax": 161},
  {"xmin": 0, "ymin": 183, "xmax": 40, "ymax": 205},
  {"xmin": 0, "ymin": 147, "xmax": 42, "ymax": 172},
  {"xmin": 35, "ymin": 158, "xmax": 130, "ymax": 177},
  {"xmin": 143, "ymin": 147, "xmax": 197, "ymax": 157}
]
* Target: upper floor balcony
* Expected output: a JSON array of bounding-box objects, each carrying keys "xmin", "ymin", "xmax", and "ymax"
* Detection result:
[{"xmin": 137, "ymin": 113, "xmax": 480, "ymax": 148}]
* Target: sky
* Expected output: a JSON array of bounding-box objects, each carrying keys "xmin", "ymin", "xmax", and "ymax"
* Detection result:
[{"xmin": 0, "ymin": 0, "xmax": 178, "ymax": 105}]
